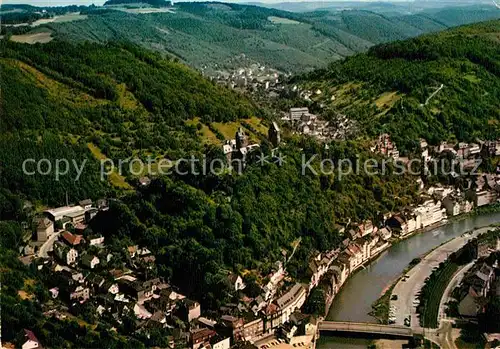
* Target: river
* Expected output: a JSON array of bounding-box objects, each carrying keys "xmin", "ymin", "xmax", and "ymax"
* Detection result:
[{"xmin": 317, "ymin": 211, "xmax": 500, "ymax": 348}]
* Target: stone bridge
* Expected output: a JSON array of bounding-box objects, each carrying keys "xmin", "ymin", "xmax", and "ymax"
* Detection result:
[{"xmin": 319, "ymin": 321, "xmax": 414, "ymax": 338}]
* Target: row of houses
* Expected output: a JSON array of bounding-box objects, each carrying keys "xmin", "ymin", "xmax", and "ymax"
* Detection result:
[
  {"xmin": 303, "ymin": 179, "xmax": 500, "ymax": 313},
  {"xmin": 304, "ymin": 220, "xmax": 394, "ymax": 312},
  {"xmin": 185, "ymin": 280, "xmax": 309, "ymax": 349},
  {"xmin": 282, "ymin": 107, "xmax": 343, "ymax": 141}
]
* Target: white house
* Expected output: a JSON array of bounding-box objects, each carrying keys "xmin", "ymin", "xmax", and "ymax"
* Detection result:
[
  {"xmin": 89, "ymin": 235, "xmax": 105, "ymax": 246},
  {"xmin": 82, "ymin": 255, "xmax": 100, "ymax": 269},
  {"xmin": 21, "ymin": 329, "xmax": 42, "ymax": 349},
  {"xmin": 228, "ymin": 273, "xmax": 246, "ymax": 291},
  {"xmin": 276, "ymin": 283, "xmax": 307, "ymax": 324},
  {"xmin": 212, "ymin": 337, "xmax": 230, "ymax": 349}
]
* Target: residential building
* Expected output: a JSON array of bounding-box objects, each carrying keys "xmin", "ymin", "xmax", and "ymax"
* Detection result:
[
  {"xmin": 289, "ymin": 107, "xmax": 309, "ymax": 122},
  {"xmin": 442, "ymin": 196, "xmax": 473, "ymax": 216},
  {"xmin": 485, "ymin": 140, "xmax": 500, "ymax": 156},
  {"xmin": 211, "ymin": 337, "xmax": 230, "ymax": 349},
  {"xmin": 191, "ymin": 328, "xmax": 216, "ymax": 349},
  {"xmin": 276, "ymin": 283, "xmax": 307, "ymax": 324},
  {"xmin": 371, "ymin": 133, "xmax": 399, "ymax": 160},
  {"xmin": 458, "ymin": 263, "xmax": 495, "ymax": 317},
  {"xmin": 330, "ymin": 259, "xmax": 350, "ymax": 292},
  {"xmin": 218, "ymin": 315, "xmax": 244, "ymax": 343},
  {"xmin": 198, "ymin": 317, "xmax": 217, "ymax": 329},
  {"xmin": 457, "ymin": 143, "xmax": 481, "ymax": 159},
  {"xmin": 61, "ymin": 231, "xmax": 84, "ymax": 246},
  {"xmin": 21, "ymin": 329, "xmax": 42, "ymax": 349},
  {"xmin": 24, "ymin": 245, "xmax": 35, "ymax": 256},
  {"xmin": 119, "ymin": 278, "xmax": 161, "ymax": 301},
  {"xmin": 414, "ymin": 199, "xmax": 446, "ymax": 228},
  {"xmin": 442, "ymin": 196, "xmax": 460, "ymax": 216},
  {"xmin": 386, "ymin": 215, "xmax": 408, "ymax": 235},
  {"xmin": 69, "ymin": 285, "xmax": 90, "ymax": 303},
  {"xmin": 54, "ymin": 241, "xmax": 78, "ymax": 265},
  {"xmin": 228, "ymin": 273, "xmax": 246, "ymax": 292},
  {"xmin": 355, "ymin": 220, "xmax": 375, "ymax": 237},
  {"xmin": 307, "ymin": 251, "xmax": 336, "ymax": 291},
  {"xmin": 88, "ymin": 234, "xmax": 105, "ymax": 246},
  {"xmin": 127, "ymin": 245, "xmax": 138, "ymax": 258},
  {"xmin": 467, "ymin": 190, "xmax": 497, "ymax": 207},
  {"xmin": 74, "ymin": 223, "xmax": 87, "ymax": 234},
  {"xmin": 241, "ymin": 318, "xmax": 264, "ymax": 342},
  {"xmin": 79, "ymin": 199, "xmax": 92, "ymax": 210},
  {"xmin": 49, "ymin": 287, "xmax": 59, "ymax": 299},
  {"xmin": 262, "ymin": 303, "xmax": 281, "ymax": 331},
  {"xmin": 81, "ymin": 254, "xmax": 100, "ymax": 269},
  {"xmin": 185, "ymin": 299, "xmax": 201, "ymax": 322},
  {"xmin": 85, "ymin": 208, "xmax": 99, "ymax": 222},
  {"xmin": 344, "ymin": 244, "xmax": 363, "ymax": 272},
  {"xmin": 378, "ymin": 227, "xmax": 392, "ymax": 241},
  {"xmin": 36, "ymin": 218, "xmax": 54, "ymax": 242}
]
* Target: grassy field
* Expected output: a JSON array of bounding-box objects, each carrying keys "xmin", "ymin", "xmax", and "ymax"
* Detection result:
[
  {"xmin": 87, "ymin": 143, "xmax": 132, "ymax": 189},
  {"xmin": 10, "ymin": 31, "xmax": 53, "ymax": 44},
  {"xmin": 187, "ymin": 116, "xmax": 268, "ymax": 145},
  {"xmin": 370, "ymin": 282, "xmax": 397, "ymax": 324},
  {"xmin": 268, "ymin": 16, "xmax": 301, "ymax": 24},
  {"xmin": 31, "ymin": 13, "xmax": 87, "ymax": 26}
]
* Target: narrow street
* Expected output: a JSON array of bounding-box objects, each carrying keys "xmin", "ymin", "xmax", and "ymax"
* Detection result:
[
  {"xmin": 38, "ymin": 231, "xmax": 61, "ymax": 258},
  {"xmin": 438, "ymin": 262, "xmax": 474, "ymax": 324},
  {"xmin": 390, "ymin": 226, "xmax": 493, "ymax": 330}
]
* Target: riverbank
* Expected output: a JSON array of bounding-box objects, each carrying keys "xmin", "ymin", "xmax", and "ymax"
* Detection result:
[
  {"xmin": 389, "ymin": 225, "xmax": 497, "ymax": 330},
  {"xmin": 326, "ymin": 205, "xmax": 500, "ymax": 319},
  {"xmin": 369, "ymin": 257, "xmax": 422, "ymax": 324},
  {"xmin": 319, "ymin": 211, "xmax": 500, "ymax": 348},
  {"xmin": 326, "ymin": 210, "xmax": 500, "ymax": 325}
]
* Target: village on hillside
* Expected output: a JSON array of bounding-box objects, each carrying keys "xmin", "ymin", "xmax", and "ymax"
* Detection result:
[{"xmin": 14, "ymin": 108, "xmax": 500, "ymax": 349}]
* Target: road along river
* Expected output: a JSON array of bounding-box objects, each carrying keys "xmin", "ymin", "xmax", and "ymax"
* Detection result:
[{"xmin": 318, "ymin": 211, "xmax": 500, "ymax": 348}]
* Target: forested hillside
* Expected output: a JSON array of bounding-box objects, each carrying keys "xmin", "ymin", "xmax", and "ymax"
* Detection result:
[
  {"xmin": 0, "ymin": 40, "xmax": 261, "ymax": 205},
  {"xmin": 295, "ymin": 20, "xmax": 500, "ymax": 153},
  {"xmin": 38, "ymin": 2, "xmax": 500, "ymax": 72},
  {"xmin": 1, "ymin": 38, "xmax": 423, "ymax": 347}
]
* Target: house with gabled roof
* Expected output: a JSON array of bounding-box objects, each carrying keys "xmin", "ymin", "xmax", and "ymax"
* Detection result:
[
  {"xmin": 21, "ymin": 329, "xmax": 43, "ymax": 349},
  {"xmin": 81, "ymin": 254, "xmax": 100, "ymax": 269},
  {"xmin": 61, "ymin": 231, "xmax": 84, "ymax": 246},
  {"xmin": 36, "ymin": 218, "xmax": 54, "ymax": 242},
  {"xmin": 53, "ymin": 241, "xmax": 78, "ymax": 266}
]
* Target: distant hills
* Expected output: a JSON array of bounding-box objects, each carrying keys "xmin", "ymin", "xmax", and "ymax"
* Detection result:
[
  {"xmin": 36, "ymin": 2, "xmax": 500, "ymax": 73},
  {"xmin": 103, "ymin": 0, "xmax": 172, "ymax": 7},
  {"xmin": 293, "ymin": 20, "xmax": 500, "ymax": 153},
  {"xmin": 246, "ymin": 0, "xmax": 496, "ymax": 13}
]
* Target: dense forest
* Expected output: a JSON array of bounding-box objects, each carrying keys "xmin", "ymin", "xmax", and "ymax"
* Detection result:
[
  {"xmin": 39, "ymin": 2, "xmax": 500, "ymax": 72},
  {"xmin": 0, "ymin": 39, "xmax": 262, "ymax": 204},
  {"xmin": 295, "ymin": 20, "xmax": 500, "ymax": 153}
]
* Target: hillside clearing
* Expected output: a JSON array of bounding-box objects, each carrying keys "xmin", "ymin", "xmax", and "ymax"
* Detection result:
[
  {"xmin": 31, "ymin": 13, "xmax": 87, "ymax": 26},
  {"xmin": 268, "ymin": 16, "xmax": 301, "ymax": 25},
  {"xmin": 10, "ymin": 31, "xmax": 53, "ymax": 44}
]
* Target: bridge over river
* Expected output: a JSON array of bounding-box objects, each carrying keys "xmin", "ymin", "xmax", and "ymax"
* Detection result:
[{"xmin": 319, "ymin": 321, "xmax": 417, "ymax": 338}]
